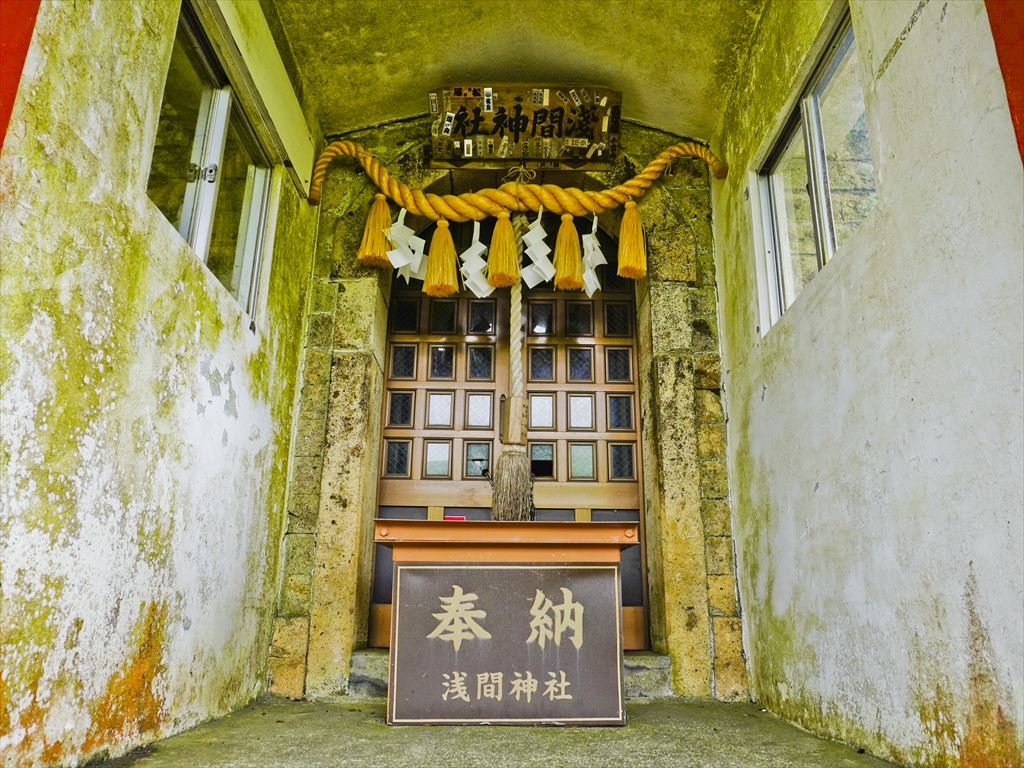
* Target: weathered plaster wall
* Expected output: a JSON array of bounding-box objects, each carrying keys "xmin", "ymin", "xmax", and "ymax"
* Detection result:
[
  {"xmin": 0, "ymin": 3, "xmax": 316, "ymax": 766},
  {"xmin": 270, "ymin": 118, "xmax": 746, "ymax": 701},
  {"xmin": 712, "ymin": 0, "xmax": 1023, "ymax": 765}
]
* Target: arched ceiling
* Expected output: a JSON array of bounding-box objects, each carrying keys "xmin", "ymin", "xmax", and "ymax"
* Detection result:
[{"xmin": 264, "ymin": 0, "xmax": 766, "ymax": 142}]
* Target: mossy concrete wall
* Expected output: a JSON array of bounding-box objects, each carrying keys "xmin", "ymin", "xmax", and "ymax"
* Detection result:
[
  {"xmin": 0, "ymin": 2, "xmax": 317, "ymax": 766},
  {"xmin": 711, "ymin": 0, "xmax": 1023, "ymax": 765},
  {"xmin": 269, "ymin": 118, "xmax": 747, "ymax": 702}
]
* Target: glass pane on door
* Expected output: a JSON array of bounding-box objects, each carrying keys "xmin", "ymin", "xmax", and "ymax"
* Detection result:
[
  {"xmin": 429, "ymin": 346, "xmax": 454, "ymax": 378},
  {"xmin": 466, "ymin": 392, "xmax": 493, "ymax": 428},
  {"xmin": 465, "ymin": 442, "xmax": 491, "ymax": 478},
  {"xmin": 529, "ymin": 394, "xmax": 555, "ymax": 429},
  {"xmin": 423, "ymin": 441, "xmax": 451, "ymax": 477},
  {"xmin": 569, "ymin": 443, "xmax": 596, "ymax": 480},
  {"xmin": 426, "ymin": 392, "xmax": 454, "ymax": 427},
  {"xmin": 568, "ymin": 348, "xmax": 594, "ymax": 381}
]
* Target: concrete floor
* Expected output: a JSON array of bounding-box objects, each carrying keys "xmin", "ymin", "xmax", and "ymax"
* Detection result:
[{"xmin": 102, "ymin": 697, "xmax": 898, "ymax": 768}]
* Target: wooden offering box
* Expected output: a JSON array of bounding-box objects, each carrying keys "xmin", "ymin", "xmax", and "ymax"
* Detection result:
[{"xmin": 375, "ymin": 520, "xmax": 638, "ymax": 726}]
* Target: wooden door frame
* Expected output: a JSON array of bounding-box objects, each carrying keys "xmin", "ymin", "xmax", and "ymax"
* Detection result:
[{"xmin": 367, "ymin": 214, "xmax": 651, "ymax": 650}]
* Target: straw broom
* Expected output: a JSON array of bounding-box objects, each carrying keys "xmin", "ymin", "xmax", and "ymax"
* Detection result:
[{"xmin": 491, "ymin": 213, "xmax": 533, "ymax": 522}]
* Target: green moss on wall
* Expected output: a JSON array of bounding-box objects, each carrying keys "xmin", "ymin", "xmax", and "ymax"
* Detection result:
[
  {"xmin": 0, "ymin": 1, "xmax": 319, "ymax": 765},
  {"xmin": 713, "ymin": 0, "xmax": 1023, "ymax": 764}
]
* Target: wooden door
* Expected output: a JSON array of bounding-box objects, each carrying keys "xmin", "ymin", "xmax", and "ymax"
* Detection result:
[{"xmin": 370, "ymin": 227, "xmax": 647, "ymax": 649}]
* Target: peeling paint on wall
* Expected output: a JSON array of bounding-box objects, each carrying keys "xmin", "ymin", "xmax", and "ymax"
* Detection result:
[{"xmin": 0, "ymin": 2, "xmax": 316, "ymax": 766}]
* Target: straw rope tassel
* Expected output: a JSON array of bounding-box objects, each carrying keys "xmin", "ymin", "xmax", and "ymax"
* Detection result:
[
  {"xmin": 617, "ymin": 200, "xmax": 647, "ymax": 279},
  {"xmin": 423, "ymin": 220, "xmax": 458, "ymax": 297},
  {"xmin": 486, "ymin": 211, "xmax": 519, "ymax": 287},
  {"xmin": 553, "ymin": 213, "xmax": 583, "ymax": 291},
  {"xmin": 492, "ymin": 214, "xmax": 532, "ymax": 522},
  {"xmin": 357, "ymin": 193, "xmax": 392, "ymax": 268}
]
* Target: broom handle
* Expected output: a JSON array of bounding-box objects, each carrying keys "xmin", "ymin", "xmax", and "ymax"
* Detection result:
[
  {"xmin": 503, "ymin": 214, "xmax": 530, "ymax": 445},
  {"xmin": 510, "ymin": 278, "xmax": 523, "ymax": 399}
]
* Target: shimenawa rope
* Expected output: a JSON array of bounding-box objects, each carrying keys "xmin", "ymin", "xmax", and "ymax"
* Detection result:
[{"xmin": 307, "ymin": 140, "xmax": 727, "ymax": 213}]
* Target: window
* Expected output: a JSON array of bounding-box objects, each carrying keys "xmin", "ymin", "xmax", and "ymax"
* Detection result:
[
  {"xmin": 568, "ymin": 442, "xmax": 597, "ymax": 481},
  {"xmin": 391, "ymin": 299, "xmax": 419, "ymax": 333},
  {"xmin": 566, "ymin": 302, "xmax": 593, "ymax": 336},
  {"xmin": 604, "ymin": 303, "xmax": 631, "ymax": 336},
  {"xmin": 390, "ymin": 345, "xmax": 417, "ymax": 379},
  {"xmin": 423, "ymin": 441, "xmax": 452, "ymax": 478},
  {"xmin": 568, "ymin": 394, "xmax": 595, "ymax": 430},
  {"xmin": 529, "ymin": 302, "xmax": 554, "ymax": 336},
  {"xmin": 568, "ymin": 347, "xmax": 594, "ymax": 382},
  {"xmin": 428, "ymin": 345, "xmax": 455, "ymax": 379},
  {"xmin": 608, "ymin": 395, "xmax": 634, "ymax": 430},
  {"xmin": 605, "ymin": 348, "xmax": 632, "ymax": 382},
  {"xmin": 147, "ymin": 6, "xmax": 274, "ymax": 317},
  {"xmin": 387, "ymin": 391, "xmax": 414, "ymax": 427},
  {"xmin": 529, "ymin": 442, "xmax": 556, "ymax": 479},
  {"xmin": 468, "ymin": 300, "xmax": 496, "ymax": 335},
  {"xmin": 529, "ymin": 346, "xmax": 555, "ymax": 381},
  {"xmin": 758, "ymin": 13, "xmax": 877, "ymax": 322},
  {"xmin": 464, "ymin": 442, "xmax": 491, "ymax": 479},
  {"xmin": 426, "ymin": 392, "xmax": 454, "ymax": 428},
  {"xmin": 429, "ymin": 300, "xmax": 457, "ymax": 334},
  {"xmin": 467, "ymin": 345, "xmax": 494, "ymax": 380},
  {"xmin": 609, "ymin": 443, "xmax": 636, "ymax": 480},
  {"xmin": 384, "ymin": 440, "xmax": 412, "ymax": 477},
  {"xmin": 528, "ymin": 393, "xmax": 556, "ymax": 430},
  {"xmin": 465, "ymin": 392, "xmax": 494, "ymax": 429}
]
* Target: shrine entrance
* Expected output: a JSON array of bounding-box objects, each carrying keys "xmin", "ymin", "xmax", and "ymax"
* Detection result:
[{"xmin": 368, "ymin": 218, "xmax": 648, "ymax": 650}]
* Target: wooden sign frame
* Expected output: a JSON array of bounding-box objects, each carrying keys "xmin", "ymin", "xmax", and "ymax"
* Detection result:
[
  {"xmin": 376, "ymin": 519, "xmax": 638, "ymax": 726},
  {"xmin": 428, "ymin": 83, "xmax": 622, "ymax": 170}
]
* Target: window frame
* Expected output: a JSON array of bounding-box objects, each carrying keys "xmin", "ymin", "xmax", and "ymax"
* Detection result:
[
  {"xmin": 148, "ymin": 2, "xmax": 275, "ymax": 320},
  {"xmin": 528, "ymin": 441, "xmax": 557, "ymax": 480},
  {"xmin": 463, "ymin": 441, "xmax": 492, "ymax": 480},
  {"xmin": 464, "ymin": 391, "xmax": 495, "ymax": 430},
  {"xmin": 757, "ymin": 13, "xmax": 872, "ymax": 324}
]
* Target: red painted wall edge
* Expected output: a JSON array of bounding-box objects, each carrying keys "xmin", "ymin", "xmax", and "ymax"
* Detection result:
[
  {"xmin": 0, "ymin": 0, "xmax": 41, "ymax": 153},
  {"xmin": 986, "ymin": 0, "xmax": 1024, "ymax": 161}
]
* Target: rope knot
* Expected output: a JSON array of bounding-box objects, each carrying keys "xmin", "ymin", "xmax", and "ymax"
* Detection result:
[{"xmin": 502, "ymin": 166, "xmax": 537, "ymax": 185}]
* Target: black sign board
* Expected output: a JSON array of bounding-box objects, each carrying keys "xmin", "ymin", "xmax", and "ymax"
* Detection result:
[
  {"xmin": 428, "ymin": 84, "xmax": 622, "ymax": 170},
  {"xmin": 388, "ymin": 564, "xmax": 625, "ymax": 725}
]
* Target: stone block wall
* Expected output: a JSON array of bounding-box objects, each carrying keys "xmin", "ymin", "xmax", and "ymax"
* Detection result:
[{"xmin": 621, "ymin": 124, "xmax": 747, "ymax": 700}]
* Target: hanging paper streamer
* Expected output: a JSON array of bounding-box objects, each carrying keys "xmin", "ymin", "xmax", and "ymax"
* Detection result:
[
  {"xmin": 520, "ymin": 207, "xmax": 556, "ymax": 289},
  {"xmin": 387, "ymin": 208, "xmax": 427, "ymax": 284},
  {"xmin": 459, "ymin": 220, "xmax": 494, "ymax": 298},
  {"xmin": 581, "ymin": 214, "xmax": 607, "ymax": 298}
]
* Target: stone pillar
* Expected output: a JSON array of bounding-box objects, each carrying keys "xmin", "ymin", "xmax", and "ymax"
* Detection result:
[
  {"xmin": 268, "ymin": 282, "xmax": 336, "ymax": 699},
  {"xmin": 621, "ymin": 126, "xmax": 747, "ymax": 700},
  {"xmin": 270, "ymin": 120, "xmax": 445, "ymax": 699}
]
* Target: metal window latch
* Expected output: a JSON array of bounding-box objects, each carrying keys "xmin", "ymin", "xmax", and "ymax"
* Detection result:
[{"xmin": 186, "ymin": 163, "xmax": 217, "ymax": 182}]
